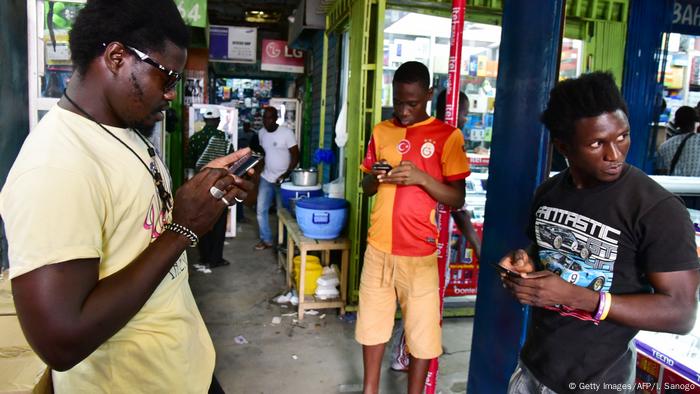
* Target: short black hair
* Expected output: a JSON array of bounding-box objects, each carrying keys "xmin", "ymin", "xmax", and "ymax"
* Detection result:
[
  {"xmin": 393, "ymin": 61, "xmax": 430, "ymax": 90},
  {"xmin": 673, "ymin": 106, "xmax": 698, "ymax": 132},
  {"xmin": 69, "ymin": 0, "xmax": 190, "ymax": 76},
  {"xmin": 541, "ymin": 72, "xmax": 628, "ymax": 141},
  {"xmin": 264, "ymin": 106, "xmax": 278, "ymax": 117},
  {"xmin": 435, "ymin": 89, "xmax": 468, "ymax": 121}
]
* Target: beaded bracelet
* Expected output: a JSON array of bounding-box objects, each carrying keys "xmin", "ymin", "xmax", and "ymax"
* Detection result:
[
  {"xmin": 164, "ymin": 222, "xmax": 198, "ymax": 247},
  {"xmin": 593, "ymin": 291, "xmax": 607, "ymax": 321},
  {"xmin": 600, "ymin": 292, "xmax": 612, "ymax": 321}
]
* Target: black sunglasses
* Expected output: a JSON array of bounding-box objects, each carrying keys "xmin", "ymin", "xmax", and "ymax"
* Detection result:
[{"xmin": 125, "ymin": 45, "xmax": 182, "ymax": 92}]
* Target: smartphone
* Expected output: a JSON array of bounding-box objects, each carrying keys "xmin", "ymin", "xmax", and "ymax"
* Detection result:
[
  {"xmin": 372, "ymin": 162, "xmax": 393, "ymax": 172},
  {"xmin": 492, "ymin": 263, "xmax": 522, "ymax": 278},
  {"xmin": 228, "ymin": 152, "xmax": 263, "ymax": 177}
]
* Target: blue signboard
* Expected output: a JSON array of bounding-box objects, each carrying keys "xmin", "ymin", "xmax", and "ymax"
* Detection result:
[{"xmin": 672, "ymin": 0, "xmax": 700, "ymax": 35}]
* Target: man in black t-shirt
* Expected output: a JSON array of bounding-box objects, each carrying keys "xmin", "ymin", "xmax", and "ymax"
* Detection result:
[{"xmin": 499, "ymin": 72, "xmax": 700, "ymax": 394}]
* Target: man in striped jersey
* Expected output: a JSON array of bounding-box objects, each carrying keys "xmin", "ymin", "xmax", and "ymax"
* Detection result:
[{"xmin": 188, "ymin": 108, "xmax": 233, "ymax": 268}]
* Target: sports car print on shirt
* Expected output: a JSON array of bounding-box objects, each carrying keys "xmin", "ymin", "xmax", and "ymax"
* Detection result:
[
  {"xmin": 540, "ymin": 251, "xmax": 612, "ymax": 292},
  {"xmin": 535, "ymin": 206, "xmax": 621, "ymax": 320}
]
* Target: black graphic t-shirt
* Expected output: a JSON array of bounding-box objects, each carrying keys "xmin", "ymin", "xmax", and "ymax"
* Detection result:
[{"xmin": 520, "ymin": 165, "xmax": 699, "ymax": 393}]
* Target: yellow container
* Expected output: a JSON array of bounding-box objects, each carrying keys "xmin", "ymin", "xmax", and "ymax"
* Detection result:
[{"xmin": 293, "ymin": 255, "xmax": 322, "ymax": 295}]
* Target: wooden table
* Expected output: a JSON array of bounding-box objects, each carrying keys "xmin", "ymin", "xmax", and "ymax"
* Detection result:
[{"xmin": 277, "ymin": 208, "xmax": 349, "ymax": 320}]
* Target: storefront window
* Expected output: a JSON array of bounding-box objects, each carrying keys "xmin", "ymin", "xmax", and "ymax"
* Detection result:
[
  {"xmin": 381, "ymin": 10, "xmax": 583, "ymax": 156},
  {"xmin": 39, "ymin": 1, "xmax": 84, "ymax": 99},
  {"xmin": 28, "ymin": 0, "xmax": 86, "ymax": 127},
  {"xmin": 214, "ymin": 78, "xmax": 273, "ymax": 132},
  {"xmin": 660, "ymin": 33, "xmax": 700, "ymax": 120}
]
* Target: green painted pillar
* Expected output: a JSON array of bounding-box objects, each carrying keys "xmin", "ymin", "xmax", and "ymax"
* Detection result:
[{"xmin": 344, "ymin": 0, "xmax": 385, "ymax": 304}]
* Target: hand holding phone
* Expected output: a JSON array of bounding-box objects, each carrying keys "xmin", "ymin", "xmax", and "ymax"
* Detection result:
[
  {"xmin": 492, "ymin": 263, "xmax": 522, "ymax": 278},
  {"xmin": 372, "ymin": 162, "xmax": 392, "ymax": 172},
  {"xmin": 228, "ymin": 152, "xmax": 263, "ymax": 177}
]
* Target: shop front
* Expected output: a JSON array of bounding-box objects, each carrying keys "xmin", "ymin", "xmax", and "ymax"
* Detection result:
[
  {"xmin": 321, "ymin": 0, "xmax": 630, "ymax": 313},
  {"xmin": 628, "ymin": 1, "xmax": 700, "ymax": 389},
  {"xmin": 318, "ymin": 0, "xmax": 633, "ymax": 391}
]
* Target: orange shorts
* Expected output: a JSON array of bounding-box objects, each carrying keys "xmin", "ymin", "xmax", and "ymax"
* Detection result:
[{"xmin": 354, "ymin": 244, "xmax": 442, "ymax": 359}]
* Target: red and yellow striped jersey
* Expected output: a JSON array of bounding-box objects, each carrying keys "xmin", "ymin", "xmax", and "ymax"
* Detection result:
[{"xmin": 361, "ymin": 117, "xmax": 470, "ymax": 256}]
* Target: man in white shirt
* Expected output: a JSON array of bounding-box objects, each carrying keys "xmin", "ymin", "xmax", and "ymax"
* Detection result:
[{"xmin": 255, "ymin": 107, "xmax": 299, "ymax": 250}]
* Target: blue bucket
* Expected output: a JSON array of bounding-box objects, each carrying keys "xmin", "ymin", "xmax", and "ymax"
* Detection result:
[
  {"xmin": 295, "ymin": 197, "xmax": 349, "ymax": 239},
  {"xmin": 280, "ymin": 182, "xmax": 323, "ymax": 209}
]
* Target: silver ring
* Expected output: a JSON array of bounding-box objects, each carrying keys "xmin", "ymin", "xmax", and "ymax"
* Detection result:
[
  {"xmin": 234, "ymin": 196, "xmax": 244, "ymax": 203},
  {"xmin": 221, "ymin": 197, "xmax": 231, "ymax": 205},
  {"xmin": 209, "ymin": 186, "xmax": 225, "ymax": 199}
]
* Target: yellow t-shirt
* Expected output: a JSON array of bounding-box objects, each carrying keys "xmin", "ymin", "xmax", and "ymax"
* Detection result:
[{"xmin": 0, "ymin": 106, "xmax": 215, "ymax": 393}]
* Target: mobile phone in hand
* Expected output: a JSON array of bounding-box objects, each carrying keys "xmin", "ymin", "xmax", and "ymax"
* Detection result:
[
  {"xmin": 492, "ymin": 263, "xmax": 522, "ymax": 278},
  {"xmin": 228, "ymin": 152, "xmax": 263, "ymax": 177},
  {"xmin": 372, "ymin": 162, "xmax": 392, "ymax": 172}
]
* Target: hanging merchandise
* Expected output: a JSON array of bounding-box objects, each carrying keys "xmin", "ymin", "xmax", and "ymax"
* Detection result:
[
  {"xmin": 326, "ymin": 33, "xmax": 350, "ymax": 200},
  {"xmin": 324, "ymin": 101, "xmax": 348, "ymax": 199},
  {"xmin": 44, "ymin": 1, "xmax": 81, "ymax": 64},
  {"xmin": 184, "ymin": 70, "xmax": 205, "ymax": 106}
]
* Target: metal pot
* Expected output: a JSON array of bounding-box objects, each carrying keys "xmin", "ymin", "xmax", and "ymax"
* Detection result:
[{"xmin": 292, "ymin": 168, "xmax": 318, "ymax": 186}]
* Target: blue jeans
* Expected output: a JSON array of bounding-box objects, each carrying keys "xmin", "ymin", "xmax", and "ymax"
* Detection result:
[{"xmin": 256, "ymin": 177, "xmax": 281, "ymax": 244}]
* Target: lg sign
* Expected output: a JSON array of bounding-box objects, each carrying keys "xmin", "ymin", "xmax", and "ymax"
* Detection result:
[
  {"xmin": 261, "ymin": 39, "xmax": 305, "ymax": 73},
  {"xmin": 265, "ymin": 42, "xmax": 302, "ymax": 59}
]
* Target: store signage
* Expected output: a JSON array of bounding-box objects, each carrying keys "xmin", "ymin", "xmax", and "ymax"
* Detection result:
[
  {"xmin": 260, "ymin": 39, "xmax": 305, "ymax": 73},
  {"xmin": 176, "ymin": 0, "xmax": 207, "ymax": 28},
  {"xmin": 672, "ymin": 0, "xmax": 700, "ymax": 35},
  {"xmin": 209, "ymin": 26, "xmax": 257, "ymax": 64},
  {"xmin": 635, "ymin": 340, "xmax": 700, "ymax": 385}
]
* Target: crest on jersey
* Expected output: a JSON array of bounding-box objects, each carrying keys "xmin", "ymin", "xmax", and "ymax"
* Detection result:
[
  {"xmin": 397, "ymin": 139, "xmax": 411, "ymax": 154},
  {"xmin": 421, "ymin": 140, "xmax": 436, "ymax": 158}
]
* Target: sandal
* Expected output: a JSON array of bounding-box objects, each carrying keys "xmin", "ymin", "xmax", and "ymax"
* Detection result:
[{"xmin": 254, "ymin": 241, "xmax": 273, "ymax": 250}]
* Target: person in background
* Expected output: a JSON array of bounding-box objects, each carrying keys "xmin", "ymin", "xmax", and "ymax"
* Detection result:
[
  {"xmin": 237, "ymin": 120, "xmax": 262, "ymax": 154},
  {"xmin": 187, "ymin": 108, "xmax": 232, "ymax": 268},
  {"xmin": 356, "ymin": 61, "xmax": 469, "ymax": 394},
  {"xmin": 434, "ymin": 89, "xmax": 482, "ymax": 259},
  {"xmin": 500, "ymin": 72, "xmax": 699, "ymax": 394},
  {"xmin": 255, "ymin": 106, "xmax": 299, "ymax": 250},
  {"xmin": 389, "ymin": 88, "xmax": 481, "ymax": 373},
  {"xmin": 234, "ymin": 120, "xmax": 263, "ymax": 224},
  {"xmin": 0, "ymin": 0, "xmax": 254, "ymax": 392},
  {"xmin": 656, "ymin": 105, "xmax": 700, "ymax": 176}
]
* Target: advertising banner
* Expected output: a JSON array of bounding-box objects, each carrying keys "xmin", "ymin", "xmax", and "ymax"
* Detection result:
[
  {"xmin": 209, "ymin": 26, "xmax": 257, "ymax": 63},
  {"xmin": 260, "ymin": 39, "xmax": 305, "ymax": 73}
]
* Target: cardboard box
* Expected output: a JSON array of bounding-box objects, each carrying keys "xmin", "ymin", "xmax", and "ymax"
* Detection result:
[{"xmin": 0, "ymin": 315, "xmax": 46, "ymax": 393}]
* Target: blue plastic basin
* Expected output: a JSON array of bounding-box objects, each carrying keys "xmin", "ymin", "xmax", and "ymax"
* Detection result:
[{"xmin": 295, "ymin": 197, "xmax": 348, "ymax": 239}]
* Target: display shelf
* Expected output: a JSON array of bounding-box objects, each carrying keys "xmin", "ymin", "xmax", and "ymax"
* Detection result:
[
  {"xmin": 635, "ymin": 338, "xmax": 700, "ymax": 387},
  {"xmin": 650, "ymin": 175, "xmax": 700, "ymax": 196},
  {"xmin": 276, "ymin": 208, "xmax": 349, "ymax": 320},
  {"xmin": 635, "ymin": 316, "xmax": 700, "ymax": 391}
]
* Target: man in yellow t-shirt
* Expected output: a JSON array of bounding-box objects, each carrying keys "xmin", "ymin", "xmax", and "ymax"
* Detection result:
[{"xmin": 0, "ymin": 1, "xmax": 253, "ymax": 392}]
